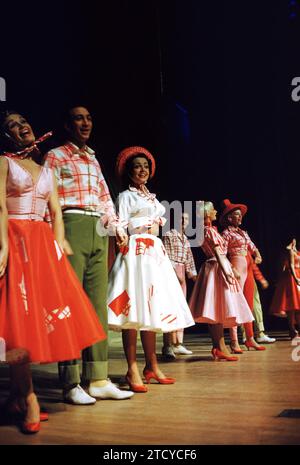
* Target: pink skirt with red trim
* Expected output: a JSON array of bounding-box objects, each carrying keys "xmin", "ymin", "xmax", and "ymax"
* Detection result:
[
  {"xmin": 189, "ymin": 257, "xmax": 254, "ymax": 328},
  {"xmin": 0, "ymin": 220, "xmax": 106, "ymax": 363}
]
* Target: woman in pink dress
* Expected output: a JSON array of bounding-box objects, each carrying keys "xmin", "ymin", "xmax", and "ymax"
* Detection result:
[
  {"xmin": 189, "ymin": 201, "xmax": 254, "ymax": 361},
  {"xmin": 220, "ymin": 199, "xmax": 266, "ymax": 352},
  {"xmin": 270, "ymin": 239, "xmax": 300, "ymax": 340},
  {"xmin": 0, "ymin": 110, "xmax": 106, "ymax": 433}
]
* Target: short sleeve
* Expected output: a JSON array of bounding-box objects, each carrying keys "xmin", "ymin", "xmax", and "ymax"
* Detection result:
[
  {"xmin": 205, "ymin": 227, "xmax": 221, "ymax": 249},
  {"xmin": 43, "ymin": 150, "xmax": 61, "ymax": 182},
  {"xmin": 221, "ymin": 229, "xmax": 230, "ymax": 249}
]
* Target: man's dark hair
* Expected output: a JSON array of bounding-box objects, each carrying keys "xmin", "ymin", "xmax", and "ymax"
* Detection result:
[{"xmin": 62, "ymin": 104, "xmax": 91, "ymax": 126}]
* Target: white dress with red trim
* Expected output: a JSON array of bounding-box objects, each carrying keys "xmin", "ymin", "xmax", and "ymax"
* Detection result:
[{"xmin": 107, "ymin": 188, "xmax": 195, "ymax": 332}]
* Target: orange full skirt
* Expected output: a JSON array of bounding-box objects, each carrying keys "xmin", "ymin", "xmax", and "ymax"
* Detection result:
[{"xmin": 0, "ymin": 220, "xmax": 106, "ymax": 363}]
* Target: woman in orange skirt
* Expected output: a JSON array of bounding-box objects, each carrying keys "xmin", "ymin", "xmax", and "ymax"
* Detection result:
[
  {"xmin": 270, "ymin": 239, "xmax": 300, "ymax": 340},
  {"xmin": 0, "ymin": 110, "xmax": 106, "ymax": 433}
]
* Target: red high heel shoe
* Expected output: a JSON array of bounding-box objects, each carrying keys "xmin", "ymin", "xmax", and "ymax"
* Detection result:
[
  {"xmin": 125, "ymin": 375, "xmax": 148, "ymax": 393},
  {"xmin": 21, "ymin": 421, "xmax": 41, "ymax": 434},
  {"xmin": 20, "ymin": 410, "xmax": 48, "ymax": 434},
  {"xmin": 244, "ymin": 340, "xmax": 266, "ymax": 351},
  {"xmin": 40, "ymin": 412, "xmax": 49, "ymax": 421},
  {"xmin": 229, "ymin": 343, "xmax": 243, "ymax": 354},
  {"xmin": 211, "ymin": 348, "xmax": 238, "ymax": 361},
  {"xmin": 20, "ymin": 394, "xmax": 48, "ymax": 433},
  {"xmin": 143, "ymin": 369, "xmax": 176, "ymax": 384}
]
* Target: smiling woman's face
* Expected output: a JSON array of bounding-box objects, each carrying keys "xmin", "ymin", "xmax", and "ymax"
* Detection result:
[
  {"xmin": 129, "ymin": 156, "xmax": 150, "ymax": 187},
  {"xmin": 227, "ymin": 209, "xmax": 242, "ymax": 227},
  {"xmin": 3, "ymin": 113, "xmax": 35, "ymax": 147}
]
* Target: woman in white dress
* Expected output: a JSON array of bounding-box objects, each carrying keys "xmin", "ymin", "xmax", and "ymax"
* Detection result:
[{"xmin": 108, "ymin": 146, "xmax": 194, "ymax": 392}]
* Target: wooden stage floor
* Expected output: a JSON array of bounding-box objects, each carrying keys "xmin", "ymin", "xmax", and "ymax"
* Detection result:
[{"xmin": 0, "ymin": 331, "xmax": 299, "ymax": 446}]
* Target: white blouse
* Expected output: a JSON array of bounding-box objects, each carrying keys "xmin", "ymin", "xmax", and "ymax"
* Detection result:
[{"xmin": 116, "ymin": 187, "xmax": 166, "ymax": 234}]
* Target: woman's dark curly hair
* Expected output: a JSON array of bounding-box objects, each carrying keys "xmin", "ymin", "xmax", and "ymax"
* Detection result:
[
  {"xmin": 0, "ymin": 109, "xmax": 21, "ymax": 153},
  {"xmin": 120, "ymin": 154, "xmax": 152, "ymax": 190}
]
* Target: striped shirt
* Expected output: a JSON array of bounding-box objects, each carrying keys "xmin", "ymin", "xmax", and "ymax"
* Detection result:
[
  {"xmin": 222, "ymin": 226, "xmax": 256, "ymax": 257},
  {"xmin": 44, "ymin": 142, "xmax": 118, "ymax": 227},
  {"xmin": 163, "ymin": 229, "xmax": 197, "ymax": 276},
  {"xmin": 201, "ymin": 226, "xmax": 227, "ymax": 258}
]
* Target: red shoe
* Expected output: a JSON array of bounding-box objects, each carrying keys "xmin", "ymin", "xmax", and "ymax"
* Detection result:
[
  {"xmin": 211, "ymin": 348, "xmax": 238, "ymax": 362},
  {"xmin": 244, "ymin": 340, "xmax": 266, "ymax": 351},
  {"xmin": 21, "ymin": 421, "xmax": 40, "ymax": 434},
  {"xmin": 143, "ymin": 369, "xmax": 176, "ymax": 384},
  {"xmin": 229, "ymin": 343, "xmax": 243, "ymax": 354},
  {"xmin": 40, "ymin": 412, "xmax": 49, "ymax": 421},
  {"xmin": 125, "ymin": 375, "xmax": 148, "ymax": 393}
]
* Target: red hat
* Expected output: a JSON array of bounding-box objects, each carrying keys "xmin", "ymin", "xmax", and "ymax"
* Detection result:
[
  {"xmin": 219, "ymin": 198, "xmax": 248, "ymax": 225},
  {"xmin": 116, "ymin": 146, "xmax": 156, "ymax": 179}
]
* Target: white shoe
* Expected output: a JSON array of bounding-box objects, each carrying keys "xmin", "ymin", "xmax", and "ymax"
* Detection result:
[
  {"xmin": 88, "ymin": 380, "xmax": 134, "ymax": 400},
  {"xmin": 256, "ymin": 334, "xmax": 276, "ymax": 343},
  {"xmin": 173, "ymin": 345, "xmax": 193, "ymax": 355},
  {"xmin": 64, "ymin": 384, "xmax": 96, "ymax": 405}
]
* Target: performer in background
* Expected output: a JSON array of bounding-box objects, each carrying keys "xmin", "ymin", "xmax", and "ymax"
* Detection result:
[
  {"xmin": 220, "ymin": 199, "xmax": 266, "ymax": 352},
  {"xmin": 270, "ymin": 238, "xmax": 300, "ymax": 340},
  {"xmin": 241, "ymin": 255, "xmax": 276, "ymax": 344},
  {"xmin": 162, "ymin": 212, "xmax": 197, "ymax": 359},
  {"xmin": 189, "ymin": 201, "xmax": 254, "ymax": 361}
]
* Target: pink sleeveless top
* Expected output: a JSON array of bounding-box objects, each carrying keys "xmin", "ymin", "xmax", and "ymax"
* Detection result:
[{"xmin": 5, "ymin": 156, "xmax": 53, "ymax": 221}]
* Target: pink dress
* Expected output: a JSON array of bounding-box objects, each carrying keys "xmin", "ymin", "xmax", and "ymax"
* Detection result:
[
  {"xmin": 189, "ymin": 226, "xmax": 254, "ymax": 327},
  {"xmin": 0, "ymin": 156, "xmax": 106, "ymax": 363}
]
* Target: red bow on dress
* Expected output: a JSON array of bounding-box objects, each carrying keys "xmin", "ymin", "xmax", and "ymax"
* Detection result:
[{"xmin": 5, "ymin": 131, "xmax": 53, "ymax": 159}]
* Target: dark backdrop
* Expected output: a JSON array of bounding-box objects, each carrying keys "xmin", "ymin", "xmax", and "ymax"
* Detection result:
[{"xmin": 0, "ymin": 0, "xmax": 295, "ymax": 331}]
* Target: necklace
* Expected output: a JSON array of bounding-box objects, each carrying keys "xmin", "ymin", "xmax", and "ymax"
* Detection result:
[{"xmin": 129, "ymin": 185, "xmax": 156, "ymax": 202}]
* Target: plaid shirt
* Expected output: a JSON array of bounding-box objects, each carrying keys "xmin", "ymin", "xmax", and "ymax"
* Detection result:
[
  {"xmin": 222, "ymin": 226, "xmax": 256, "ymax": 257},
  {"xmin": 163, "ymin": 229, "xmax": 197, "ymax": 276},
  {"xmin": 44, "ymin": 142, "xmax": 118, "ymax": 227}
]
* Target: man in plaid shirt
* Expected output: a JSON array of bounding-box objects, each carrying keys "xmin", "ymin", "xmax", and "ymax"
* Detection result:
[
  {"xmin": 44, "ymin": 106, "xmax": 133, "ymax": 404},
  {"xmin": 162, "ymin": 212, "xmax": 197, "ymax": 359}
]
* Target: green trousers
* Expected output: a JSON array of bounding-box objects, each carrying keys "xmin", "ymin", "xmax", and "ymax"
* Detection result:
[
  {"xmin": 58, "ymin": 214, "xmax": 108, "ymax": 388},
  {"xmin": 242, "ymin": 281, "xmax": 265, "ymax": 339}
]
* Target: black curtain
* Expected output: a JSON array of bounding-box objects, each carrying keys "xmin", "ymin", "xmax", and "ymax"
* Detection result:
[{"xmin": 0, "ymin": 0, "xmax": 293, "ymax": 330}]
